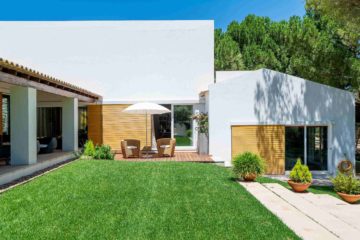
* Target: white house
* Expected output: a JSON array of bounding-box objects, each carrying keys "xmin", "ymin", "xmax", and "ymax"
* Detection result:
[
  {"xmin": 0, "ymin": 20, "xmax": 355, "ymax": 176},
  {"xmin": 209, "ymin": 69, "xmax": 355, "ymax": 174}
]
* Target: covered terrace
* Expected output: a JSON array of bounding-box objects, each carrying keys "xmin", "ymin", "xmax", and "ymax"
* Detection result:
[{"xmin": 0, "ymin": 58, "xmax": 100, "ymax": 184}]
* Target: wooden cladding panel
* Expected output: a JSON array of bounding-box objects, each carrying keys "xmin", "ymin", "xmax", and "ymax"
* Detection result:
[
  {"xmin": 87, "ymin": 105, "xmax": 103, "ymax": 145},
  {"xmin": 102, "ymin": 104, "xmax": 151, "ymax": 151},
  {"xmin": 231, "ymin": 125, "xmax": 285, "ymax": 175}
]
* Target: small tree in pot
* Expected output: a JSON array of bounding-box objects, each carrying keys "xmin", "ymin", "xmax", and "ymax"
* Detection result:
[
  {"xmin": 288, "ymin": 159, "xmax": 312, "ymax": 192},
  {"xmin": 232, "ymin": 152, "xmax": 266, "ymax": 181},
  {"xmin": 331, "ymin": 173, "xmax": 360, "ymax": 203}
]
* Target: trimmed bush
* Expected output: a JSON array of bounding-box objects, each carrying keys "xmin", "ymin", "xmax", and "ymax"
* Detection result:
[
  {"xmin": 232, "ymin": 152, "xmax": 266, "ymax": 179},
  {"xmin": 83, "ymin": 140, "xmax": 95, "ymax": 157},
  {"xmin": 289, "ymin": 159, "xmax": 312, "ymax": 183},
  {"xmin": 331, "ymin": 173, "xmax": 360, "ymax": 195},
  {"xmin": 92, "ymin": 144, "xmax": 115, "ymax": 160}
]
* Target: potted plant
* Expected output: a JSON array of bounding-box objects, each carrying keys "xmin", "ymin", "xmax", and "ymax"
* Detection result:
[
  {"xmin": 232, "ymin": 152, "xmax": 266, "ymax": 181},
  {"xmin": 288, "ymin": 159, "xmax": 312, "ymax": 192},
  {"xmin": 192, "ymin": 112, "xmax": 209, "ymax": 154},
  {"xmin": 331, "ymin": 173, "xmax": 360, "ymax": 203}
]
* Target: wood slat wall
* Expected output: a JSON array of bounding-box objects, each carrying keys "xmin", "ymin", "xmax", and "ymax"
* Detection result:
[
  {"xmin": 87, "ymin": 105, "xmax": 103, "ymax": 146},
  {"xmin": 231, "ymin": 125, "xmax": 285, "ymax": 174},
  {"xmin": 102, "ymin": 104, "xmax": 151, "ymax": 152}
]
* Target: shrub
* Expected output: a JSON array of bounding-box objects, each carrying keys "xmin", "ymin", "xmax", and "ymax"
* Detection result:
[
  {"xmin": 83, "ymin": 140, "xmax": 95, "ymax": 157},
  {"xmin": 232, "ymin": 152, "xmax": 266, "ymax": 178},
  {"xmin": 186, "ymin": 129, "xmax": 192, "ymax": 138},
  {"xmin": 93, "ymin": 144, "xmax": 115, "ymax": 160},
  {"xmin": 289, "ymin": 159, "xmax": 312, "ymax": 183},
  {"xmin": 331, "ymin": 173, "xmax": 360, "ymax": 195}
]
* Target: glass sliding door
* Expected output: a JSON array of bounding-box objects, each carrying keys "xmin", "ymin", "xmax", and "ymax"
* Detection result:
[
  {"xmin": 307, "ymin": 126, "xmax": 328, "ymax": 171},
  {"xmin": 153, "ymin": 104, "xmax": 171, "ymax": 140},
  {"xmin": 285, "ymin": 127, "xmax": 305, "ymax": 170},
  {"xmin": 285, "ymin": 125, "xmax": 328, "ymax": 171},
  {"xmin": 174, "ymin": 105, "xmax": 193, "ymax": 146}
]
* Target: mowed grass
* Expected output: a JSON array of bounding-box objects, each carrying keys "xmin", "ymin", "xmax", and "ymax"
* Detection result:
[{"xmin": 0, "ymin": 160, "xmax": 299, "ymax": 240}]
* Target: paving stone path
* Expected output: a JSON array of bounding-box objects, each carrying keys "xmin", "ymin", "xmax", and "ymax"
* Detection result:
[{"xmin": 240, "ymin": 182, "xmax": 360, "ymax": 240}]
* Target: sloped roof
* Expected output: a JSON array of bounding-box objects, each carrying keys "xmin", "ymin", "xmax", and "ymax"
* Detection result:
[{"xmin": 0, "ymin": 58, "xmax": 101, "ymax": 100}]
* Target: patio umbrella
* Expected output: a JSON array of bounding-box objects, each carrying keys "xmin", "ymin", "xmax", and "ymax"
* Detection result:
[{"xmin": 122, "ymin": 102, "xmax": 171, "ymax": 152}]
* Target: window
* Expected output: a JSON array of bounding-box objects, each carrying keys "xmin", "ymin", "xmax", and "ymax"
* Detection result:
[
  {"xmin": 285, "ymin": 126, "xmax": 328, "ymax": 171},
  {"xmin": 37, "ymin": 107, "xmax": 62, "ymax": 138},
  {"xmin": 78, "ymin": 107, "xmax": 88, "ymax": 147},
  {"xmin": 2, "ymin": 95, "xmax": 10, "ymax": 143},
  {"xmin": 174, "ymin": 105, "xmax": 193, "ymax": 146},
  {"xmin": 285, "ymin": 127, "xmax": 304, "ymax": 170},
  {"xmin": 307, "ymin": 126, "xmax": 328, "ymax": 171}
]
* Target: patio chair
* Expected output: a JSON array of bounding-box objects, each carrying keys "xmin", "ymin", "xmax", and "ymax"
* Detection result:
[
  {"xmin": 156, "ymin": 138, "xmax": 176, "ymax": 157},
  {"xmin": 39, "ymin": 137, "xmax": 57, "ymax": 154},
  {"xmin": 121, "ymin": 139, "xmax": 141, "ymax": 158}
]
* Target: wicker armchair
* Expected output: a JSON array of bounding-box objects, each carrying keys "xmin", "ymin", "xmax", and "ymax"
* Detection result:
[
  {"xmin": 121, "ymin": 139, "xmax": 141, "ymax": 158},
  {"xmin": 156, "ymin": 138, "xmax": 176, "ymax": 157}
]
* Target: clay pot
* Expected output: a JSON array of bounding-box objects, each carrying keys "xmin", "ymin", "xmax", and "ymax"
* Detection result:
[
  {"xmin": 337, "ymin": 192, "xmax": 360, "ymax": 204},
  {"xmin": 287, "ymin": 180, "xmax": 311, "ymax": 193},
  {"xmin": 243, "ymin": 173, "xmax": 257, "ymax": 181}
]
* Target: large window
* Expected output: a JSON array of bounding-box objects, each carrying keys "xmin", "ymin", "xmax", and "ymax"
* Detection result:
[
  {"xmin": 285, "ymin": 126, "xmax": 328, "ymax": 171},
  {"xmin": 174, "ymin": 105, "xmax": 193, "ymax": 146}
]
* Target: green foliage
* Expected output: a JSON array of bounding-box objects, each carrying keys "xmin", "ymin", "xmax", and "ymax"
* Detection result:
[
  {"xmin": 185, "ymin": 129, "xmax": 192, "ymax": 138},
  {"xmin": 232, "ymin": 152, "xmax": 266, "ymax": 178},
  {"xmin": 83, "ymin": 140, "xmax": 95, "ymax": 157},
  {"xmin": 192, "ymin": 112, "xmax": 208, "ymax": 135},
  {"xmin": 331, "ymin": 173, "xmax": 360, "ymax": 195},
  {"xmin": 289, "ymin": 159, "xmax": 313, "ymax": 183},
  {"xmin": 215, "ymin": 31, "xmax": 244, "ymax": 70},
  {"xmin": 93, "ymin": 144, "xmax": 115, "ymax": 160},
  {"xmin": 215, "ymin": 14, "xmax": 360, "ymax": 92},
  {"xmin": 306, "ymin": 0, "xmax": 359, "ymax": 54}
]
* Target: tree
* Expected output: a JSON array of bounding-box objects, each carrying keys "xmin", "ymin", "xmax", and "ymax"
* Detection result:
[
  {"xmin": 214, "ymin": 29, "xmax": 244, "ymax": 70},
  {"xmin": 306, "ymin": 0, "xmax": 360, "ymax": 55},
  {"xmin": 214, "ymin": 14, "xmax": 360, "ymax": 91}
]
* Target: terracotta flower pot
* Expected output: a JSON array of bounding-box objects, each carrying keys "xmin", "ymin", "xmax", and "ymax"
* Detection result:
[
  {"xmin": 337, "ymin": 192, "xmax": 360, "ymax": 204},
  {"xmin": 287, "ymin": 180, "xmax": 311, "ymax": 193},
  {"xmin": 243, "ymin": 173, "xmax": 257, "ymax": 181}
]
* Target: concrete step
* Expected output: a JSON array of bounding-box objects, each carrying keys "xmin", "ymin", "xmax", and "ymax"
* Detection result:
[
  {"xmin": 263, "ymin": 183, "xmax": 360, "ymax": 240},
  {"xmin": 239, "ymin": 182, "xmax": 338, "ymax": 240}
]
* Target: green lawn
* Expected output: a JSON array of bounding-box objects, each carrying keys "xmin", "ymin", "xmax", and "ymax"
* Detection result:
[
  {"xmin": 257, "ymin": 176, "xmax": 338, "ymax": 198},
  {"xmin": 0, "ymin": 160, "xmax": 298, "ymax": 239},
  {"xmin": 175, "ymin": 136, "xmax": 192, "ymax": 146}
]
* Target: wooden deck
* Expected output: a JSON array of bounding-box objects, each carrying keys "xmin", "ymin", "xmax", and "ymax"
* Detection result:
[{"xmin": 115, "ymin": 152, "xmax": 213, "ymax": 162}]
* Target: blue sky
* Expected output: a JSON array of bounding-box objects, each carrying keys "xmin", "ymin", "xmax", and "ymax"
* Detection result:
[{"xmin": 0, "ymin": 0, "xmax": 306, "ymax": 29}]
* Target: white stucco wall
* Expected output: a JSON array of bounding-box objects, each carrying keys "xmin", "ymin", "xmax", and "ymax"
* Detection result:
[
  {"xmin": 0, "ymin": 20, "xmax": 214, "ymax": 103},
  {"xmin": 209, "ymin": 69, "xmax": 355, "ymax": 174}
]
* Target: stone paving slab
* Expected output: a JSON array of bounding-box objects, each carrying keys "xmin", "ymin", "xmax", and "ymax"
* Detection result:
[
  {"xmin": 239, "ymin": 182, "xmax": 338, "ymax": 240},
  {"xmin": 263, "ymin": 183, "xmax": 360, "ymax": 240},
  {"xmin": 297, "ymin": 192, "xmax": 360, "ymax": 231}
]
